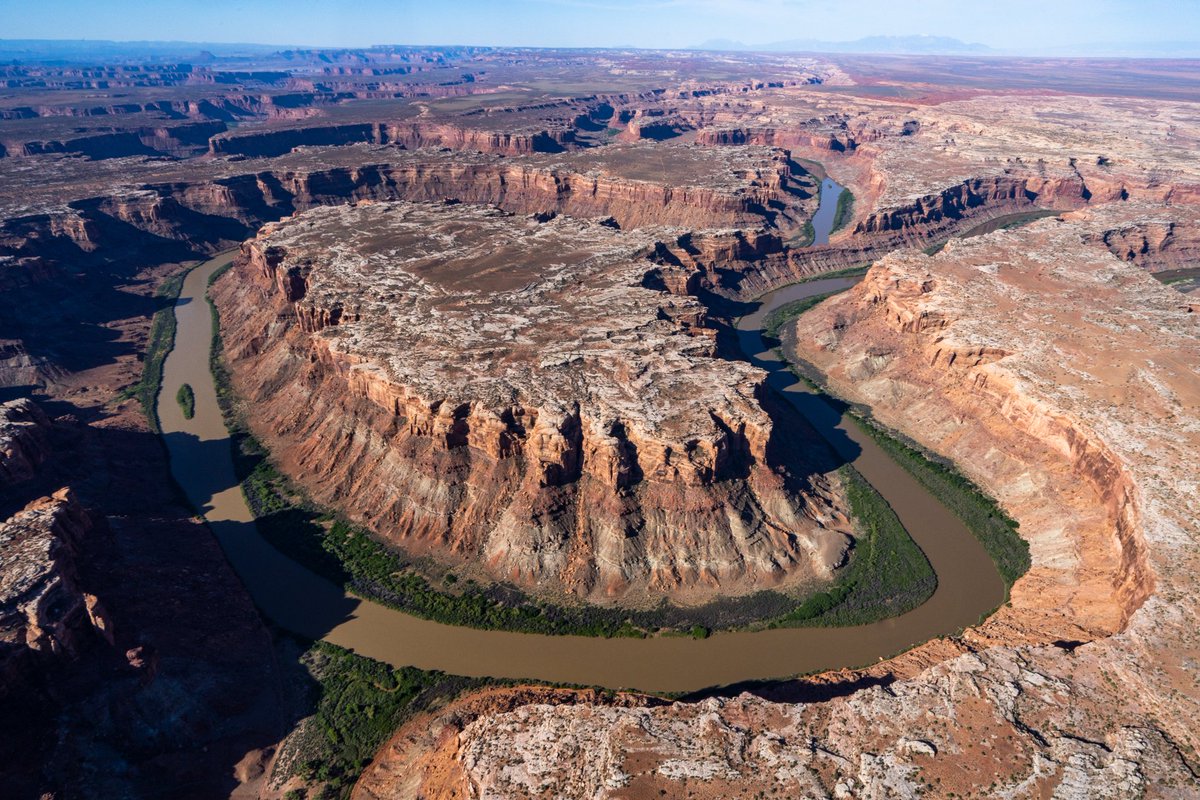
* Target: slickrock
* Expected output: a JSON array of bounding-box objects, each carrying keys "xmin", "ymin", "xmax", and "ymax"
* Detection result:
[
  {"xmin": 0, "ymin": 140, "xmax": 804, "ymax": 224},
  {"xmin": 214, "ymin": 200, "xmax": 851, "ymax": 602},
  {"xmin": 1085, "ymin": 203, "xmax": 1200, "ymax": 275},
  {"xmin": 0, "ymin": 142, "xmax": 810, "ymax": 314},
  {"xmin": 787, "ymin": 212, "xmax": 1186, "ymax": 645},
  {"xmin": 352, "ymin": 686, "xmax": 662, "ymax": 800},
  {"xmin": 357, "ymin": 212, "xmax": 1200, "ymax": 798}
]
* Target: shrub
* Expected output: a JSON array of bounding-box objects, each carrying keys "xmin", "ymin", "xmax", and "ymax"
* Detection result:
[{"xmin": 175, "ymin": 383, "xmax": 195, "ymax": 419}]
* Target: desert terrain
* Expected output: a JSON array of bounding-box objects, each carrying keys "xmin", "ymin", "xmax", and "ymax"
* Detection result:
[{"xmin": 0, "ymin": 43, "xmax": 1198, "ymax": 799}]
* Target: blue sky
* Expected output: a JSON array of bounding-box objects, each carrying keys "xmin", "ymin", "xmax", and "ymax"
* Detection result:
[{"xmin": 3, "ymin": 0, "xmax": 1197, "ymax": 53}]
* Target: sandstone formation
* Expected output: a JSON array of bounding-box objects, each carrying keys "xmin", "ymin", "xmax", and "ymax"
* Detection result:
[
  {"xmin": 367, "ymin": 214, "xmax": 1200, "ymax": 797},
  {"xmin": 0, "ymin": 397, "xmax": 52, "ymax": 490},
  {"xmin": 2, "ymin": 43, "xmax": 1200, "ymax": 798},
  {"xmin": 0, "ymin": 140, "xmax": 814, "ymax": 392},
  {"xmin": 0, "ymin": 488, "xmax": 102, "ymax": 695},
  {"xmin": 214, "ymin": 201, "xmax": 851, "ymax": 602}
]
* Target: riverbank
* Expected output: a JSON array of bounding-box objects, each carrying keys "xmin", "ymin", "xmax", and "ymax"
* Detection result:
[
  {"xmin": 122, "ymin": 269, "xmax": 186, "ymax": 432},
  {"xmin": 154, "ymin": 226, "xmax": 1006, "ymax": 692},
  {"xmin": 208, "ymin": 318, "xmax": 937, "ymax": 636}
]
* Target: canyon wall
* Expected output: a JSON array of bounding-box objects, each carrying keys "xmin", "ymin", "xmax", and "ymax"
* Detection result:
[
  {"xmin": 0, "ymin": 400, "xmax": 110, "ymax": 699},
  {"xmin": 1092, "ymin": 217, "xmax": 1200, "ymax": 274},
  {"xmin": 212, "ymin": 203, "xmax": 852, "ymax": 604},
  {"xmin": 0, "ymin": 488, "xmax": 104, "ymax": 697},
  {"xmin": 361, "ymin": 213, "xmax": 1200, "ymax": 799},
  {"xmin": 209, "ymin": 120, "xmax": 581, "ymax": 158},
  {"xmin": 785, "ymin": 229, "xmax": 1157, "ymax": 642},
  {"xmin": 0, "ymin": 148, "xmax": 796, "ymax": 284},
  {"xmin": 0, "ymin": 398, "xmax": 52, "ymax": 490}
]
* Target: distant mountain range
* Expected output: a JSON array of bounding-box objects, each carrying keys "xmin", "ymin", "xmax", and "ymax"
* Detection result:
[
  {"xmin": 691, "ymin": 35, "xmax": 994, "ymax": 55},
  {"xmin": 0, "ymin": 39, "xmax": 286, "ymax": 62},
  {"xmin": 690, "ymin": 34, "xmax": 1200, "ymax": 58},
  {"xmin": 1, "ymin": 36, "xmax": 1196, "ymax": 63}
]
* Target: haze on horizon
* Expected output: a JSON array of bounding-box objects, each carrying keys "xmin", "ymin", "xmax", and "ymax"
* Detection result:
[{"xmin": 3, "ymin": 0, "xmax": 1199, "ymax": 58}]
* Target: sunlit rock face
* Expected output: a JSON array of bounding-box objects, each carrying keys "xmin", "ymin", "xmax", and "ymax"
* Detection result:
[
  {"xmin": 214, "ymin": 200, "xmax": 851, "ymax": 604},
  {"xmin": 357, "ymin": 211, "xmax": 1200, "ymax": 800}
]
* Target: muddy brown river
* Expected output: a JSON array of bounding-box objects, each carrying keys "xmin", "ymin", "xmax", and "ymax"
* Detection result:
[{"xmin": 159, "ymin": 199, "xmax": 1004, "ymax": 693}]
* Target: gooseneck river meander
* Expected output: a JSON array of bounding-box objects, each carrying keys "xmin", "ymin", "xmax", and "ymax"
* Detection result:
[{"xmin": 158, "ymin": 180, "xmax": 1005, "ymax": 693}]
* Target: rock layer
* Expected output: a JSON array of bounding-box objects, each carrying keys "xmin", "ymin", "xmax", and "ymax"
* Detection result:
[
  {"xmin": 0, "ymin": 397, "xmax": 52, "ymax": 490},
  {"xmin": 0, "ymin": 488, "xmax": 102, "ymax": 696},
  {"xmin": 214, "ymin": 201, "xmax": 851, "ymax": 603},
  {"xmin": 360, "ymin": 213, "xmax": 1200, "ymax": 798}
]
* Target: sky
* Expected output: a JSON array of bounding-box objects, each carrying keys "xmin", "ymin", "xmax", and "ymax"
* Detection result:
[{"xmin": 2, "ymin": 0, "xmax": 1198, "ymax": 54}]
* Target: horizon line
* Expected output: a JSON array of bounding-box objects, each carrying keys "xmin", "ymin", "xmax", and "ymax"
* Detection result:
[{"xmin": 2, "ymin": 37, "xmax": 1200, "ymax": 62}]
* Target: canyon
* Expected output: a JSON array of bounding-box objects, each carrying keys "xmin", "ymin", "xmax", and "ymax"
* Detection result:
[
  {"xmin": 362, "ymin": 212, "xmax": 1199, "ymax": 799},
  {"xmin": 213, "ymin": 202, "xmax": 850, "ymax": 603},
  {"xmin": 0, "ymin": 42, "xmax": 1197, "ymax": 799}
]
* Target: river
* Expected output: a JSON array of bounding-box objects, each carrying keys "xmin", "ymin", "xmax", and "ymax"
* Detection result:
[
  {"xmin": 157, "ymin": 184, "xmax": 1004, "ymax": 694},
  {"xmin": 810, "ymin": 177, "xmax": 845, "ymax": 245}
]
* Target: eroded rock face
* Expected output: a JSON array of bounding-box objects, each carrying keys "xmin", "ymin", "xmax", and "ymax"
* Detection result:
[
  {"xmin": 0, "ymin": 488, "xmax": 100, "ymax": 693},
  {"xmin": 4, "ymin": 46, "xmax": 1200, "ymax": 797},
  {"xmin": 788, "ymin": 213, "xmax": 1185, "ymax": 644},
  {"xmin": 1087, "ymin": 205, "xmax": 1200, "ymax": 275},
  {"xmin": 357, "ymin": 213, "xmax": 1200, "ymax": 798},
  {"xmin": 214, "ymin": 201, "xmax": 851, "ymax": 603},
  {"xmin": 0, "ymin": 397, "xmax": 52, "ymax": 489}
]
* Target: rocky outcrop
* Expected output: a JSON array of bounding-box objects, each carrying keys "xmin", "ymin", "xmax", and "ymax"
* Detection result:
[
  {"xmin": 362, "ymin": 649, "xmax": 1192, "ymax": 800},
  {"xmin": 5, "ymin": 120, "xmax": 229, "ymax": 160},
  {"xmin": 787, "ymin": 225, "xmax": 1160, "ymax": 641},
  {"xmin": 0, "ymin": 144, "xmax": 804, "ymax": 279},
  {"xmin": 214, "ymin": 202, "xmax": 851, "ymax": 603},
  {"xmin": 364, "ymin": 212, "xmax": 1200, "ymax": 799},
  {"xmin": 1090, "ymin": 210, "xmax": 1200, "ymax": 274},
  {"xmin": 0, "ymin": 401, "xmax": 104, "ymax": 692},
  {"xmin": 207, "ymin": 120, "xmax": 580, "ymax": 158},
  {"xmin": 696, "ymin": 124, "xmax": 860, "ymax": 153},
  {"xmin": 0, "ymin": 489, "xmax": 102, "ymax": 696},
  {"xmin": 352, "ymin": 686, "xmax": 660, "ymax": 800},
  {"xmin": 0, "ymin": 398, "xmax": 52, "ymax": 489},
  {"xmin": 384, "ymin": 121, "xmax": 579, "ymax": 155},
  {"xmin": 207, "ymin": 122, "xmax": 383, "ymax": 157},
  {"xmin": 850, "ymin": 174, "xmax": 1089, "ymax": 238}
]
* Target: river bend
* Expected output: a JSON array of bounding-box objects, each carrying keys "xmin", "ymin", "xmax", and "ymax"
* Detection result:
[{"xmin": 157, "ymin": 184, "xmax": 1004, "ymax": 693}]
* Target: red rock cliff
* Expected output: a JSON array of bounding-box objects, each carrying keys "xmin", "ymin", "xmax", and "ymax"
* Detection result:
[{"xmin": 214, "ymin": 202, "xmax": 852, "ymax": 604}]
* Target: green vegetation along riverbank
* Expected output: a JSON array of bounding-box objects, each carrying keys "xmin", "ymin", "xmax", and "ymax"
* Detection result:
[
  {"xmin": 763, "ymin": 290, "xmax": 841, "ymax": 339},
  {"xmin": 850, "ymin": 415, "xmax": 1029, "ymax": 588},
  {"xmin": 830, "ymin": 187, "xmax": 855, "ymax": 234},
  {"xmin": 123, "ymin": 269, "xmax": 186, "ymax": 432},
  {"xmin": 276, "ymin": 640, "xmax": 496, "ymax": 800},
  {"xmin": 774, "ymin": 464, "xmax": 935, "ymax": 626},
  {"xmin": 778, "ymin": 338, "xmax": 1030, "ymax": 596},
  {"xmin": 203, "ymin": 271, "xmax": 947, "ymax": 638}
]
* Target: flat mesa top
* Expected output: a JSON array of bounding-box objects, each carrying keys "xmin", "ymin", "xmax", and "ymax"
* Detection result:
[
  {"xmin": 0, "ymin": 140, "xmax": 785, "ymax": 220},
  {"xmin": 263, "ymin": 201, "xmax": 767, "ymax": 439}
]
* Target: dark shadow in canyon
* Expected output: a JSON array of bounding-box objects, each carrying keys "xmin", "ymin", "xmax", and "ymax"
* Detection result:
[
  {"xmin": 0, "ymin": 383, "xmax": 39, "ymax": 403},
  {"xmin": 160, "ymin": 428, "xmax": 361, "ymax": 641},
  {"xmin": 0, "ymin": 209, "xmax": 250, "ymax": 381},
  {"xmin": 676, "ymin": 671, "xmax": 896, "ymax": 704},
  {"xmin": 710, "ymin": 303, "xmax": 865, "ymax": 480},
  {"xmin": 0, "ymin": 407, "xmax": 333, "ymax": 800},
  {"xmin": 0, "ymin": 281, "xmax": 165, "ymax": 377}
]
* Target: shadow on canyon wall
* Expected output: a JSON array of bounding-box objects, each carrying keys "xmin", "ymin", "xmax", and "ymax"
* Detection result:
[
  {"xmin": 677, "ymin": 671, "xmax": 896, "ymax": 705},
  {"xmin": 0, "ymin": 403, "xmax": 341, "ymax": 800},
  {"xmin": 0, "ymin": 178, "xmax": 882, "ymax": 798}
]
